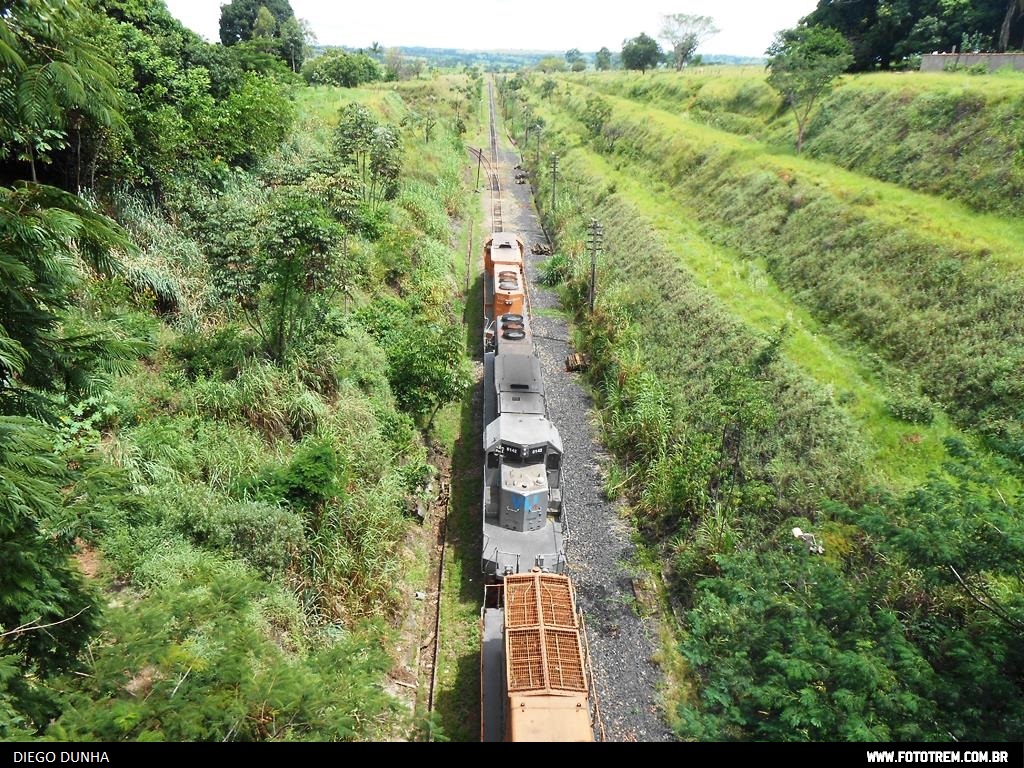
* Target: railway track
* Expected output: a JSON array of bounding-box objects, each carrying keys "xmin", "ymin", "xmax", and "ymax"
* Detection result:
[
  {"xmin": 424, "ymin": 77, "xmax": 607, "ymax": 742},
  {"xmin": 421, "ymin": 84, "xmax": 506, "ymax": 740},
  {"xmin": 488, "ymin": 82, "xmax": 503, "ymax": 231}
]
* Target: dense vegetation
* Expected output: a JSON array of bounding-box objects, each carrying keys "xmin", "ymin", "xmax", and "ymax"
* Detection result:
[
  {"xmin": 801, "ymin": 0, "xmax": 1024, "ymax": 69},
  {"xmin": 1, "ymin": 0, "xmax": 479, "ymax": 740},
  {"xmin": 501, "ymin": 66, "xmax": 1024, "ymax": 740}
]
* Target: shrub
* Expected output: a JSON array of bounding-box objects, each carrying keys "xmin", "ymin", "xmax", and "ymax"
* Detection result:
[
  {"xmin": 171, "ymin": 325, "xmax": 260, "ymax": 381},
  {"xmin": 884, "ymin": 392, "xmax": 935, "ymax": 424},
  {"xmin": 158, "ymin": 483, "xmax": 305, "ymax": 577}
]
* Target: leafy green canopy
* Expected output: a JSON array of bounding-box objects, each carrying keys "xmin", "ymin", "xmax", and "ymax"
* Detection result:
[
  {"xmin": 683, "ymin": 451, "xmax": 1024, "ymax": 741},
  {"xmin": 766, "ymin": 26, "xmax": 853, "ymax": 153},
  {"xmin": 0, "ymin": 185, "xmax": 142, "ymax": 415},
  {"xmin": 203, "ymin": 188, "xmax": 344, "ymax": 364},
  {"xmin": 802, "ymin": 0, "xmax": 1024, "ymax": 69},
  {"xmin": 100, "ymin": 0, "xmax": 295, "ymax": 193},
  {"xmin": 301, "ymin": 50, "xmax": 382, "ymax": 87},
  {"xmin": 0, "ymin": 0, "xmax": 153, "ymax": 734},
  {"xmin": 621, "ymin": 32, "xmax": 662, "ymax": 73},
  {"xmin": 0, "ymin": 0, "xmax": 122, "ymax": 181},
  {"xmin": 219, "ymin": 0, "xmax": 294, "ymax": 46},
  {"xmin": 660, "ymin": 13, "xmax": 719, "ymax": 70},
  {"xmin": 334, "ymin": 103, "xmax": 402, "ymax": 211}
]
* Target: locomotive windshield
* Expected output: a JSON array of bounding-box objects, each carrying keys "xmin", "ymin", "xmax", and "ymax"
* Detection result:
[{"xmin": 498, "ymin": 442, "xmax": 546, "ymax": 462}]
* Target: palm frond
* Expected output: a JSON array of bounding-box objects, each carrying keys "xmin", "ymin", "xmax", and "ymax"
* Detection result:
[
  {"xmin": 43, "ymin": 60, "xmax": 87, "ymax": 107},
  {"xmin": 0, "ymin": 20, "xmax": 27, "ymax": 72},
  {"xmin": 0, "ymin": 330, "xmax": 29, "ymax": 377},
  {"xmin": 16, "ymin": 64, "xmax": 55, "ymax": 128}
]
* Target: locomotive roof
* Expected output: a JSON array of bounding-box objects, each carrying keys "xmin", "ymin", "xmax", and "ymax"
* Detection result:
[
  {"xmin": 488, "ymin": 232, "xmax": 522, "ymax": 250},
  {"xmin": 499, "ymin": 391, "xmax": 545, "ymax": 415},
  {"xmin": 484, "ymin": 413, "xmax": 563, "ymax": 455},
  {"xmin": 495, "ymin": 354, "xmax": 544, "ymax": 395}
]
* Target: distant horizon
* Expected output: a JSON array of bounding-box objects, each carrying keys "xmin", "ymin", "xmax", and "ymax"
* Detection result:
[{"xmin": 313, "ymin": 42, "xmax": 766, "ymax": 58}]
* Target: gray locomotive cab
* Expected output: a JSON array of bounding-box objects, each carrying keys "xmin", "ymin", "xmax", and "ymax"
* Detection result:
[{"xmin": 481, "ymin": 413, "xmax": 565, "ymax": 577}]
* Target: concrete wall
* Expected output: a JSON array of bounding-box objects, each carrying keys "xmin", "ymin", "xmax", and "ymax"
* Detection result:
[{"xmin": 920, "ymin": 53, "xmax": 1024, "ymax": 72}]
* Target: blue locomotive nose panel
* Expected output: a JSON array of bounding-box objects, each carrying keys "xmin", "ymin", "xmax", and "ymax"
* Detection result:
[
  {"xmin": 499, "ymin": 489, "xmax": 548, "ymax": 532},
  {"xmin": 499, "ymin": 462, "xmax": 549, "ymax": 532}
]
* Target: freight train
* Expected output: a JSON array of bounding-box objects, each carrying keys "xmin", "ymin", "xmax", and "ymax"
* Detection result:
[{"xmin": 478, "ymin": 232, "xmax": 595, "ymax": 742}]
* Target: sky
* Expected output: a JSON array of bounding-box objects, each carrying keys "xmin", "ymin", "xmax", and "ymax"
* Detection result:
[{"xmin": 163, "ymin": 0, "xmax": 821, "ymax": 58}]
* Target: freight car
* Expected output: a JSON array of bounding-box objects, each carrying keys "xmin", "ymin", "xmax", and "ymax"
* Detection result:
[
  {"xmin": 479, "ymin": 232, "xmax": 594, "ymax": 742},
  {"xmin": 481, "ymin": 572, "xmax": 592, "ymax": 742}
]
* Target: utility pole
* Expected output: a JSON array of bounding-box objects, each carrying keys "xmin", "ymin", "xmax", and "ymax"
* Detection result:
[
  {"xmin": 475, "ymin": 148, "xmax": 482, "ymax": 191},
  {"xmin": 342, "ymin": 233, "xmax": 350, "ymax": 314},
  {"xmin": 535, "ymin": 126, "xmax": 541, "ymax": 169},
  {"xmin": 550, "ymin": 153, "xmax": 558, "ymax": 216},
  {"xmin": 587, "ymin": 218, "xmax": 603, "ymax": 314}
]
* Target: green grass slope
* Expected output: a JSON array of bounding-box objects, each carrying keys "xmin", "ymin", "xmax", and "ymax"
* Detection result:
[{"xmin": 579, "ymin": 68, "xmax": 1024, "ymax": 218}]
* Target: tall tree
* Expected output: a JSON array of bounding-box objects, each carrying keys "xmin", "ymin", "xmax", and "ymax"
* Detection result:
[
  {"xmin": 1000, "ymin": 0, "xmax": 1024, "ymax": 50},
  {"xmin": 536, "ymin": 55, "xmax": 568, "ymax": 73},
  {"xmin": 766, "ymin": 26, "xmax": 853, "ymax": 153},
  {"xmin": 802, "ymin": 0, "xmax": 1020, "ymax": 69},
  {"xmin": 333, "ymin": 103, "xmax": 401, "ymax": 210},
  {"xmin": 251, "ymin": 5, "xmax": 277, "ymax": 39},
  {"xmin": 0, "ymin": 4, "xmax": 149, "ymax": 732},
  {"xmin": 219, "ymin": 0, "xmax": 294, "ymax": 46},
  {"xmin": 595, "ymin": 46, "xmax": 613, "ymax": 70},
  {"xmin": 0, "ymin": 0, "xmax": 123, "ymax": 183},
  {"xmin": 660, "ymin": 13, "xmax": 719, "ymax": 70},
  {"xmin": 0, "ymin": 185, "xmax": 142, "ymax": 418},
  {"xmin": 278, "ymin": 15, "xmax": 307, "ymax": 72},
  {"xmin": 621, "ymin": 33, "xmax": 662, "ymax": 73},
  {"xmin": 565, "ymin": 47, "xmax": 586, "ymax": 71}
]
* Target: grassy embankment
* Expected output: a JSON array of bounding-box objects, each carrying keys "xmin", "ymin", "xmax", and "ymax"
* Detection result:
[
  {"xmin": 49, "ymin": 78, "xmax": 479, "ymax": 741},
  {"xmin": 428, "ymin": 75, "xmax": 490, "ymax": 744},
  {"xmin": 547, "ymin": 76, "xmax": 1024, "ymax": 484},
  {"xmin": 501, "ymin": 69, "xmax": 1024, "ymax": 740}
]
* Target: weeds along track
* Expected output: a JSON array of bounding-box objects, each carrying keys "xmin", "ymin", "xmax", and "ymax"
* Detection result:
[
  {"xmin": 488, "ymin": 82, "xmax": 503, "ymax": 232},
  {"xmin": 422, "ymin": 467, "xmax": 450, "ymax": 738},
  {"xmin": 422, "ymin": 84, "xmax": 505, "ymax": 739}
]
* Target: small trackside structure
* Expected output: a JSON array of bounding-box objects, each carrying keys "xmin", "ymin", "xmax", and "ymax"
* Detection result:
[{"xmin": 481, "ymin": 573, "xmax": 593, "ymax": 742}]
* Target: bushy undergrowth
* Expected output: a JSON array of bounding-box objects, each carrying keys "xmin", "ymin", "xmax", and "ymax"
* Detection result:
[
  {"xmin": 18, "ymin": 79, "xmax": 475, "ymax": 741},
  {"xmin": 50, "ymin": 560, "xmax": 397, "ymax": 741}
]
